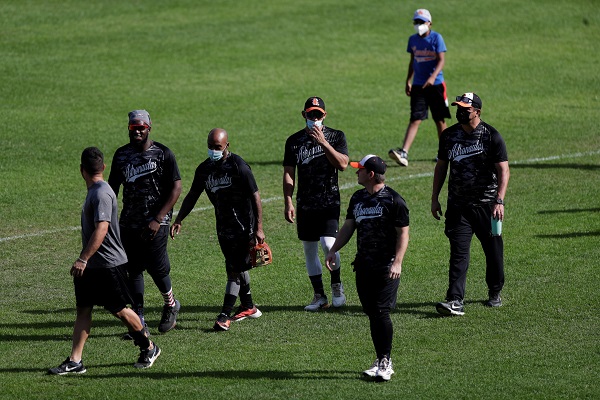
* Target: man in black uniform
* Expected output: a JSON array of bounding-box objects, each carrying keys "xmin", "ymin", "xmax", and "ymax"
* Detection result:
[
  {"xmin": 283, "ymin": 97, "xmax": 349, "ymax": 311},
  {"xmin": 432, "ymin": 93, "xmax": 510, "ymax": 316},
  {"xmin": 109, "ymin": 110, "xmax": 182, "ymax": 335},
  {"xmin": 326, "ymin": 155, "xmax": 410, "ymax": 382},
  {"xmin": 170, "ymin": 128, "xmax": 265, "ymax": 332},
  {"xmin": 49, "ymin": 147, "xmax": 160, "ymax": 375}
]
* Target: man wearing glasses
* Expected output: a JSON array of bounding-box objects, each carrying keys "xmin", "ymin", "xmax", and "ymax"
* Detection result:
[
  {"xmin": 283, "ymin": 97, "xmax": 349, "ymax": 311},
  {"xmin": 431, "ymin": 93, "xmax": 510, "ymax": 316},
  {"xmin": 109, "ymin": 110, "xmax": 182, "ymax": 335},
  {"xmin": 389, "ymin": 8, "xmax": 451, "ymax": 167}
]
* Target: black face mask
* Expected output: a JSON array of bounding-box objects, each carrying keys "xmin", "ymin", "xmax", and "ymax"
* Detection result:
[{"xmin": 456, "ymin": 108, "xmax": 472, "ymax": 124}]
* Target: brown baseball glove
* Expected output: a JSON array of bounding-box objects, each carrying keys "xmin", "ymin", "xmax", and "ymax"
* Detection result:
[{"xmin": 250, "ymin": 242, "xmax": 273, "ymax": 268}]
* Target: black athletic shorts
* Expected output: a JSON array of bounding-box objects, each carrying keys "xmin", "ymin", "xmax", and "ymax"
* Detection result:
[
  {"xmin": 296, "ymin": 207, "xmax": 340, "ymax": 241},
  {"xmin": 74, "ymin": 264, "xmax": 133, "ymax": 314},
  {"xmin": 120, "ymin": 225, "xmax": 171, "ymax": 278},
  {"xmin": 218, "ymin": 234, "xmax": 253, "ymax": 273},
  {"xmin": 410, "ymin": 83, "xmax": 451, "ymax": 122}
]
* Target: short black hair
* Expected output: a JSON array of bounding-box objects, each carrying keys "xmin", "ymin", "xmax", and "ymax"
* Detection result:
[{"xmin": 81, "ymin": 147, "xmax": 104, "ymax": 175}]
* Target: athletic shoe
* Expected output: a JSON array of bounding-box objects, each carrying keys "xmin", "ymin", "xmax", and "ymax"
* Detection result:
[
  {"xmin": 362, "ymin": 359, "xmax": 379, "ymax": 378},
  {"xmin": 331, "ymin": 283, "xmax": 346, "ymax": 308},
  {"xmin": 304, "ymin": 294, "xmax": 330, "ymax": 312},
  {"xmin": 213, "ymin": 313, "xmax": 231, "ymax": 331},
  {"xmin": 436, "ymin": 299, "xmax": 465, "ymax": 316},
  {"xmin": 158, "ymin": 299, "xmax": 180, "ymax": 333},
  {"xmin": 134, "ymin": 343, "xmax": 161, "ymax": 369},
  {"xmin": 231, "ymin": 305, "xmax": 262, "ymax": 322},
  {"xmin": 48, "ymin": 358, "xmax": 86, "ymax": 375},
  {"xmin": 485, "ymin": 293, "xmax": 502, "ymax": 307},
  {"xmin": 122, "ymin": 323, "xmax": 150, "ymax": 341},
  {"xmin": 375, "ymin": 357, "xmax": 394, "ymax": 382},
  {"xmin": 388, "ymin": 148, "xmax": 408, "ymax": 167}
]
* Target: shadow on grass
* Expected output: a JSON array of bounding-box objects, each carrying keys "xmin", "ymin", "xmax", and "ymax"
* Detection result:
[
  {"xmin": 510, "ymin": 163, "xmax": 600, "ymax": 170},
  {"xmin": 535, "ymin": 230, "xmax": 600, "ymax": 239},
  {"xmin": 538, "ymin": 207, "xmax": 600, "ymax": 214}
]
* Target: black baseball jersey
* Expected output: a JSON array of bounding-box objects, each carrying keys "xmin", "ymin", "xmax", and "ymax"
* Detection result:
[
  {"xmin": 346, "ymin": 185, "xmax": 409, "ymax": 271},
  {"xmin": 190, "ymin": 153, "xmax": 259, "ymax": 239},
  {"xmin": 283, "ymin": 126, "xmax": 348, "ymax": 210},
  {"xmin": 438, "ymin": 121, "xmax": 508, "ymax": 207},
  {"xmin": 108, "ymin": 142, "xmax": 181, "ymax": 229}
]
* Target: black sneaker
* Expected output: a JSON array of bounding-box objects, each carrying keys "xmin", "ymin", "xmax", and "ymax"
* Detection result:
[
  {"xmin": 213, "ymin": 313, "xmax": 231, "ymax": 331},
  {"xmin": 48, "ymin": 358, "xmax": 86, "ymax": 375},
  {"xmin": 134, "ymin": 344, "xmax": 161, "ymax": 369},
  {"xmin": 485, "ymin": 293, "xmax": 502, "ymax": 307},
  {"xmin": 436, "ymin": 299, "xmax": 465, "ymax": 316},
  {"xmin": 122, "ymin": 323, "xmax": 150, "ymax": 340},
  {"xmin": 158, "ymin": 299, "xmax": 180, "ymax": 333}
]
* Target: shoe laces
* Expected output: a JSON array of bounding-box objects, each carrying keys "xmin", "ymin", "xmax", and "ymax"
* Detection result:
[{"xmin": 331, "ymin": 283, "xmax": 343, "ymax": 297}]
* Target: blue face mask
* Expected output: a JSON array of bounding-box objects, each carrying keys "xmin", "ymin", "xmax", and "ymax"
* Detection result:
[
  {"xmin": 306, "ymin": 119, "xmax": 323, "ymax": 130},
  {"xmin": 208, "ymin": 148, "xmax": 224, "ymax": 161}
]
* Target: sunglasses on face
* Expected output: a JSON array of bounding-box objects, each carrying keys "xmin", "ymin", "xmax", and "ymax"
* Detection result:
[
  {"xmin": 455, "ymin": 96, "xmax": 476, "ymax": 106},
  {"xmin": 306, "ymin": 110, "xmax": 325, "ymax": 120},
  {"xmin": 413, "ymin": 20, "xmax": 427, "ymax": 25},
  {"xmin": 129, "ymin": 124, "xmax": 149, "ymax": 131}
]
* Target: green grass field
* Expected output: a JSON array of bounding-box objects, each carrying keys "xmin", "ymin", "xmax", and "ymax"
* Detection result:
[{"xmin": 1, "ymin": 0, "xmax": 599, "ymax": 398}]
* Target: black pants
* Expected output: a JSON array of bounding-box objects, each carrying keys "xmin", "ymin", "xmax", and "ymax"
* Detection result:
[
  {"xmin": 444, "ymin": 205, "xmax": 504, "ymax": 301},
  {"xmin": 356, "ymin": 267, "xmax": 400, "ymax": 360}
]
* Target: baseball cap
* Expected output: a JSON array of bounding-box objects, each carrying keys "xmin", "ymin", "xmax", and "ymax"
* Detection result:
[
  {"xmin": 413, "ymin": 9, "xmax": 432, "ymax": 23},
  {"xmin": 451, "ymin": 93, "xmax": 483, "ymax": 109},
  {"xmin": 128, "ymin": 110, "xmax": 152, "ymax": 127},
  {"xmin": 350, "ymin": 154, "xmax": 387, "ymax": 175},
  {"xmin": 304, "ymin": 97, "xmax": 326, "ymax": 113}
]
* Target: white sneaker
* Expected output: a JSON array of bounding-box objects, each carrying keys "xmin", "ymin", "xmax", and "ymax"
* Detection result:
[
  {"xmin": 362, "ymin": 359, "xmax": 379, "ymax": 378},
  {"xmin": 331, "ymin": 283, "xmax": 346, "ymax": 307},
  {"xmin": 304, "ymin": 294, "xmax": 329, "ymax": 311},
  {"xmin": 375, "ymin": 357, "xmax": 394, "ymax": 381}
]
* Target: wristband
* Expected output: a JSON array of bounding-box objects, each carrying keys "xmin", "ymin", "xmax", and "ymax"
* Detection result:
[
  {"xmin": 153, "ymin": 217, "xmax": 162, "ymax": 224},
  {"xmin": 77, "ymin": 258, "xmax": 87, "ymax": 264}
]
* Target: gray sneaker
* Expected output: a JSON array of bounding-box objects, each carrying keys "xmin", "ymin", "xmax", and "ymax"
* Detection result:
[
  {"xmin": 388, "ymin": 148, "xmax": 408, "ymax": 167},
  {"xmin": 362, "ymin": 359, "xmax": 379, "ymax": 378},
  {"xmin": 485, "ymin": 293, "xmax": 502, "ymax": 307},
  {"xmin": 331, "ymin": 283, "xmax": 346, "ymax": 307},
  {"xmin": 436, "ymin": 299, "xmax": 465, "ymax": 316},
  {"xmin": 375, "ymin": 357, "xmax": 394, "ymax": 382},
  {"xmin": 304, "ymin": 294, "xmax": 330, "ymax": 311}
]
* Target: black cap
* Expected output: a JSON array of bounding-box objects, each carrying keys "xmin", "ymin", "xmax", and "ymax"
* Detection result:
[
  {"xmin": 350, "ymin": 155, "xmax": 387, "ymax": 174},
  {"xmin": 451, "ymin": 93, "xmax": 482, "ymax": 109},
  {"xmin": 304, "ymin": 97, "xmax": 326, "ymax": 113}
]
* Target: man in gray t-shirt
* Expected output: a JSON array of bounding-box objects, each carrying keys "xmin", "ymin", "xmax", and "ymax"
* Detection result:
[{"xmin": 49, "ymin": 147, "xmax": 161, "ymax": 375}]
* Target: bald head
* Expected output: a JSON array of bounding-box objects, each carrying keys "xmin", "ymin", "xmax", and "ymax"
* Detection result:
[{"xmin": 207, "ymin": 128, "xmax": 230, "ymax": 161}]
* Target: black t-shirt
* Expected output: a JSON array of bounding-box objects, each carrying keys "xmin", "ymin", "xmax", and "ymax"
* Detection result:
[
  {"xmin": 190, "ymin": 153, "xmax": 259, "ymax": 239},
  {"xmin": 437, "ymin": 121, "xmax": 508, "ymax": 207},
  {"xmin": 346, "ymin": 185, "xmax": 409, "ymax": 270},
  {"xmin": 109, "ymin": 142, "xmax": 181, "ymax": 229},
  {"xmin": 283, "ymin": 126, "xmax": 348, "ymax": 210}
]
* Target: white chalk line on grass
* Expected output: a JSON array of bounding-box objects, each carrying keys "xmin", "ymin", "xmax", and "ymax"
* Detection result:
[{"xmin": 2, "ymin": 149, "xmax": 598, "ymax": 244}]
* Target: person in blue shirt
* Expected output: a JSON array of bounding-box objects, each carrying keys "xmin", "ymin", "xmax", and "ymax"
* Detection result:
[{"xmin": 389, "ymin": 9, "xmax": 451, "ymax": 167}]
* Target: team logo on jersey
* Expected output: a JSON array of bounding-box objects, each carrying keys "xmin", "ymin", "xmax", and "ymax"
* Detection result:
[
  {"xmin": 449, "ymin": 142, "xmax": 484, "ymax": 162},
  {"xmin": 297, "ymin": 145, "xmax": 325, "ymax": 165},
  {"xmin": 124, "ymin": 160, "xmax": 158, "ymax": 182},
  {"xmin": 353, "ymin": 202, "xmax": 384, "ymax": 223},
  {"xmin": 206, "ymin": 173, "xmax": 233, "ymax": 193}
]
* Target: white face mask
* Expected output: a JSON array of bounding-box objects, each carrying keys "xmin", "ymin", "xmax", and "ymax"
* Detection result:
[
  {"xmin": 208, "ymin": 148, "xmax": 224, "ymax": 162},
  {"xmin": 306, "ymin": 119, "xmax": 323, "ymax": 130},
  {"xmin": 415, "ymin": 24, "xmax": 429, "ymax": 36}
]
